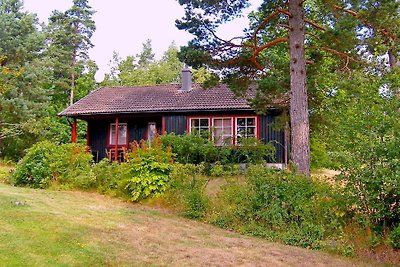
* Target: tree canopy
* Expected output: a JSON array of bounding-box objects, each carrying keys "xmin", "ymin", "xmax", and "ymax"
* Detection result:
[{"xmin": 176, "ymin": 0, "xmax": 399, "ymax": 175}]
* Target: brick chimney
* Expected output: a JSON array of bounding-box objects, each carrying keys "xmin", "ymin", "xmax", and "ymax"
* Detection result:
[{"xmin": 181, "ymin": 65, "xmax": 192, "ymax": 91}]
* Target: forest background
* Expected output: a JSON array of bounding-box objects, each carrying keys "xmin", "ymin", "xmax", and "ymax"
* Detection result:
[{"xmin": 0, "ymin": 0, "xmax": 399, "ymax": 257}]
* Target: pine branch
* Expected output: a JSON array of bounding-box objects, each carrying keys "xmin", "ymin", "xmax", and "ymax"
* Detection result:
[{"xmin": 333, "ymin": 5, "xmax": 396, "ymax": 41}]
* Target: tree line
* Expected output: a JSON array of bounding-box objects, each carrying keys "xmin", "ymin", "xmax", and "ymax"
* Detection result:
[{"xmin": 0, "ymin": 0, "xmax": 201, "ymax": 159}]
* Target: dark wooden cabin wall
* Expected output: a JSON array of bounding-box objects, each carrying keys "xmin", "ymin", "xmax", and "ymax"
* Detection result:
[
  {"xmin": 259, "ymin": 115, "xmax": 285, "ymax": 163},
  {"xmin": 88, "ymin": 120, "xmax": 109, "ymax": 160},
  {"xmin": 165, "ymin": 115, "xmax": 187, "ymax": 135},
  {"xmin": 127, "ymin": 117, "xmax": 162, "ymax": 143}
]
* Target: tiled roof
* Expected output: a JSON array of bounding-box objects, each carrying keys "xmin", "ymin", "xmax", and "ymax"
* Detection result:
[{"xmin": 59, "ymin": 83, "xmax": 254, "ymax": 117}]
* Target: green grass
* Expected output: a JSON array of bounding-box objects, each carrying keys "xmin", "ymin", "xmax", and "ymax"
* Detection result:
[
  {"xmin": 0, "ymin": 184, "xmax": 142, "ymax": 266},
  {"xmin": 0, "ymin": 181, "xmax": 378, "ymax": 267}
]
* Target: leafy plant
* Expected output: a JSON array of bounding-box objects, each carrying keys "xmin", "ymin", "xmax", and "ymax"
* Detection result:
[
  {"xmin": 163, "ymin": 163, "xmax": 209, "ymax": 219},
  {"xmin": 120, "ymin": 138, "xmax": 174, "ymax": 201},
  {"xmin": 388, "ymin": 224, "xmax": 400, "ymax": 249},
  {"xmin": 161, "ymin": 133, "xmax": 275, "ymax": 164},
  {"xmin": 12, "ymin": 141, "xmax": 93, "ymax": 189}
]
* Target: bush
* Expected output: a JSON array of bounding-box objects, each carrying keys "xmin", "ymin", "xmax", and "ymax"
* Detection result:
[
  {"xmin": 91, "ymin": 159, "xmax": 130, "ymax": 196},
  {"xmin": 336, "ymin": 135, "xmax": 400, "ymax": 230},
  {"xmin": 12, "ymin": 141, "xmax": 55, "ymax": 188},
  {"xmin": 161, "ymin": 133, "xmax": 275, "ymax": 164},
  {"xmin": 164, "ymin": 163, "xmax": 209, "ymax": 219},
  {"xmin": 210, "ymin": 165, "xmax": 348, "ymax": 248},
  {"xmin": 119, "ymin": 139, "xmax": 174, "ymax": 201},
  {"xmin": 12, "ymin": 141, "xmax": 93, "ymax": 189},
  {"xmin": 388, "ymin": 224, "xmax": 400, "ymax": 249}
]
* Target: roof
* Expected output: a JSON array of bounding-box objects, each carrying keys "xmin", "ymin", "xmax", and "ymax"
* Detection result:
[{"xmin": 59, "ymin": 83, "xmax": 255, "ymax": 117}]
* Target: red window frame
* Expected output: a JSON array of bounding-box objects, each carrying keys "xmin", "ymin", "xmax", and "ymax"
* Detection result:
[
  {"xmin": 235, "ymin": 116, "xmax": 258, "ymax": 145},
  {"xmin": 108, "ymin": 122, "xmax": 128, "ymax": 147},
  {"xmin": 187, "ymin": 115, "xmax": 260, "ymax": 146},
  {"xmin": 189, "ymin": 117, "xmax": 210, "ymax": 134}
]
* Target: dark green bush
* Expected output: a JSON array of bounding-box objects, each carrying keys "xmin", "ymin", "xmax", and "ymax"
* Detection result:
[
  {"xmin": 164, "ymin": 163, "xmax": 209, "ymax": 219},
  {"xmin": 12, "ymin": 141, "xmax": 93, "ymax": 189},
  {"xmin": 161, "ymin": 133, "xmax": 275, "ymax": 164},
  {"xmin": 336, "ymin": 134, "xmax": 400, "ymax": 230},
  {"xmin": 50, "ymin": 143, "xmax": 94, "ymax": 189},
  {"xmin": 119, "ymin": 139, "xmax": 174, "ymax": 201},
  {"xmin": 210, "ymin": 165, "xmax": 348, "ymax": 248},
  {"xmin": 388, "ymin": 224, "xmax": 400, "ymax": 249},
  {"xmin": 13, "ymin": 141, "xmax": 55, "ymax": 188},
  {"xmin": 91, "ymin": 159, "xmax": 130, "ymax": 196}
]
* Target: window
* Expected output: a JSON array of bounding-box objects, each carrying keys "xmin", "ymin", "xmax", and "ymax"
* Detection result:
[
  {"xmin": 109, "ymin": 123, "xmax": 127, "ymax": 145},
  {"xmin": 190, "ymin": 118, "xmax": 209, "ymax": 136},
  {"xmin": 213, "ymin": 118, "xmax": 233, "ymax": 146},
  {"xmin": 236, "ymin": 117, "xmax": 256, "ymax": 144},
  {"xmin": 147, "ymin": 122, "xmax": 156, "ymax": 141}
]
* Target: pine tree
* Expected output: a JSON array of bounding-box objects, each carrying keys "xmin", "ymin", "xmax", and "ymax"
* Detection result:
[
  {"xmin": 175, "ymin": 0, "xmax": 398, "ymax": 175},
  {"xmin": 46, "ymin": 0, "xmax": 96, "ymax": 106}
]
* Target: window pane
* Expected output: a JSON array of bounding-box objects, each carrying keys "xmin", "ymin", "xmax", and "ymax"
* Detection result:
[
  {"xmin": 191, "ymin": 118, "xmax": 209, "ymax": 134},
  {"xmin": 235, "ymin": 117, "xmax": 256, "ymax": 145},
  {"xmin": 200, "ymin": 119, "xmax": 209, "ymax": 127},
  {"xmin": 213, "ymin": 118, "xmax": 232, "ymax": 145},
  {"xmin": 118, "ymin": 125, "xmax": 127, "ymax": 145},
  {"xmin": 223, "ymin": 118, "xmax": 231, "ymax": 127},
  {"xmin": 214, "ymin": 119, "xmax": 223, "ymax": 127},
  {"xmin": 191, "ymin": 119, "xmax": 199, "ymax": 127},
  {"xmin": 237, "ymin": 118, "xmax": 245, "ymax": 126},
  {"xmin": 247, "ymin": 127, "xmax": 255, "ymax": 136},
  {"xmin": 110, "ymin": 123, "xmax": 127, "ymax": 145},
  {"xmin": 110, "ymin": 125, "xmax": 116, "ymax": 145},
  {"xmin": 247, "ymin": 118, "xmax": 255, "ymax": 126}
]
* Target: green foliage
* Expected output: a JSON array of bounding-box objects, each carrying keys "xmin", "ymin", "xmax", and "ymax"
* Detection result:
[
  {"xmin": 91, "ymin": 159, "xmax": 128, "ymax": 195},
  {"xmin": 165, "ymin": 163, "xmax": 209, "ymax": 219},
  {"xmin": 45, "ymin": 0, "xmax": 96, "ymax": 106},
  {"xmin": 206, "ymin": 165, "xmax": 348, "ymax": 248},
  {"xmin": 12, "ymin": 141, "xmax": 92, "ymax": 188},
  {"xmin": 102, "ymin": 41, "xmax": 183, "ymax": 86},
  {"xmin": 160, "ymin": 133, "xmax": 275, "ymax": 165},
  {"xmin": 12, "ymin": 141, "xmax": 55, "ymax": 188},
  {"xmin": 161, "ymin": 163, "xmax": 350, "ymax": 250},
  {"xmin": 326, "ymin": 72, "xmax": 400, "ymax": 230},
  {"xmin": 119, "ymin": 139, "xmax": 174, "ymax": 202},
  {"xmin": 310, "ymin": 136, "xmax": 332, "ymax": 169},
  {"xmin": 388, "ymin": 224, "xmax": 400, "ymax": 249}
]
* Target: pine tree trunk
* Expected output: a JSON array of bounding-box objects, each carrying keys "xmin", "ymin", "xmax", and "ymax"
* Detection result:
[
  {"xmin": 70, "ymin": 48, "xmax": 77, "ymax": 106},
  {"xmin": 288, "ymin": 0, "xmax": 310, "ymax": 176}
]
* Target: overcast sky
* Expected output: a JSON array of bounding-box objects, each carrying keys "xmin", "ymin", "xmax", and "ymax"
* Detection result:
[{"xmin": 23, "ymin": 0, "xmax": 261, "ymax": 81}]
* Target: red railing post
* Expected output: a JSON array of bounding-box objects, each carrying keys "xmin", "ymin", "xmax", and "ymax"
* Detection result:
[
  {"xmin": 71, "ymin": 118, "xmax": 77, "ymax": 143},
  {"xmin": 114, "ymin": 117, "xmax": 119, "ymax": 161}
]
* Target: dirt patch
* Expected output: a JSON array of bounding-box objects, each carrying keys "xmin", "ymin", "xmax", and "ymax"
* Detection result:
[{"xmin": 94, "ymin": 207, "xmax": 374, "ymax": 267}]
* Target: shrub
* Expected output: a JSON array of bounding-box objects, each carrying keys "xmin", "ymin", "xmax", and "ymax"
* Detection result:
[
  {"xmin": 164, "ymin": 163, "xmax": 209, "ymax": 219},
  {"xmin": 91, "ymin": 159, "xmax": 130, "ymax": 196},
  {"xmin": 50, "ymin": 143, "xmax": 94, "ymax": 189},
  {"xmin": 161, "ymin": 133, "xmax": 275, "ymax": 164},
  {"xmin": 210, "ymin": 165, "xmax": 348, "ymax": 248},
  {"xmin": 120, "ymin": 139, "xmax": 174, "ymax": 201},
  {"xmin": 336, "ymin": 135, "xmax": 400, "ymax": 230},
  {"xmin": 160, "ymin": 133, "xmax": 216, "ymax": 164},
  {"xmin": 12, "ymin": 141, "xmax": 93, "ymax": 189},
  {"xmin": 388, "ymin": 224, "xmax": 400, "ymax": 249},
  {"xmin": 13, "ymin": 141, "xmax": 56, "ymax": 188}
]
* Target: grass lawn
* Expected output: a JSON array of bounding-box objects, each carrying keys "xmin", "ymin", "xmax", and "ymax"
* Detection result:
[{"xmin": 0, "ymin": 182, "xmax": 380, "ymax": 267}]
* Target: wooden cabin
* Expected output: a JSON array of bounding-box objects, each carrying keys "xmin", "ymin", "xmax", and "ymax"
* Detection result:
[{"xmin": 59, "ymin": 69, "xmax": 288, "ymax": 165}]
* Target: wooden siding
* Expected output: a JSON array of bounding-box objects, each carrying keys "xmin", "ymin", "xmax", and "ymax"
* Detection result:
[
  {"xmin": 88, "ymin": 120, "xmax": 109, "ymax": 160},
  {"xmin": 259, "ymin": 115, "xmax": 286, "ymax": 163},
  {"xmin": 164, "ymin": 115, "xmax": 187, "ymax": 135}
]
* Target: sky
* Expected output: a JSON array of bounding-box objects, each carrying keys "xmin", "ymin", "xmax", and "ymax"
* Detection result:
[{"xmin": 23, "ymin": 0, "xmax": 262, "ymax": 81}]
